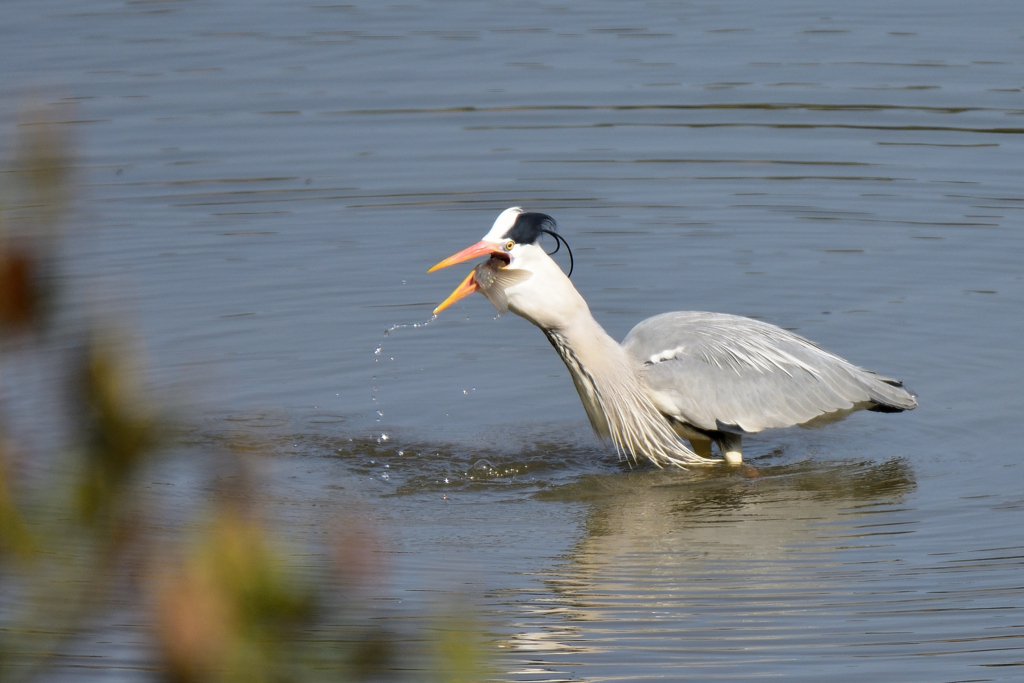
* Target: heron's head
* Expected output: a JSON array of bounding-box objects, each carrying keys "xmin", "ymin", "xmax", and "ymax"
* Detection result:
[{"xmin": 429, "ymin": 207, "xmax": 579, "ymax": 328}]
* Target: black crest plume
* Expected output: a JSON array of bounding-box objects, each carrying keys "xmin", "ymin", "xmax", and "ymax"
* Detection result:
[{"xmin": 505, "ymin": 212, "xmax": 574, "ymax": 278}]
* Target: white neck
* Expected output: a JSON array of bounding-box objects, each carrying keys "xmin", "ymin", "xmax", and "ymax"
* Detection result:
[{"xmin": 502, "ymin": 258, "xmax": 711, "ymax": 467}]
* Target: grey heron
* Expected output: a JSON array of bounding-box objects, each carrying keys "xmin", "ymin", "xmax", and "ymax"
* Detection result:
[{"xmin": 429, "ymin": 207, "xmax": 917, "ymax": 467}]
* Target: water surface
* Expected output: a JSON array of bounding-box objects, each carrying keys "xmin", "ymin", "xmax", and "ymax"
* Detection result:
[{"xmin": 3, "ymin": 0, "xmax": 1024, "ymax": 680}]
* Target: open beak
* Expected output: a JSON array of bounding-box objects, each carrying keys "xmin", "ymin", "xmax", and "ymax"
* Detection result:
[
  {"xmin": 427, "ymin": 240, "xmax": 501, "ymax": 273},
  {"xmin": 429, "ymin": 240, "xmax": 502, "ymax": 315},
  {"xmin": 432, "ymin": 270, "xmax": 478, "ymax": 314}
]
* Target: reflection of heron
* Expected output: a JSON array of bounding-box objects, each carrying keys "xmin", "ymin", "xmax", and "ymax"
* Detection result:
[
  {"xmin": 537, "ymin": 457, "xmax": 917, "ymax": 559},
  {"xmin": 511, "ymin": 459, "xmax": 918, "ymax": 664},
  {"xmin": 430, "ymin": 208, "xmax": 917, "ymax": 467}
]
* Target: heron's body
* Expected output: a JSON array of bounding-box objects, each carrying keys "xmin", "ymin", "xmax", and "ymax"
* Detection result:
[
  {"xmin": 429, "ymin": 208, "xmax": 917, "ymax": 467},
  {"xmin": 624, "ymin": 311, "xmax": 915, "ymax": 462}
]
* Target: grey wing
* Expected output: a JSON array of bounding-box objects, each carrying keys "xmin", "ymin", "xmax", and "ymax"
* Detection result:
[{"xmin": 621, "ymin": 311, "xmax": 917, "ymax": 434}]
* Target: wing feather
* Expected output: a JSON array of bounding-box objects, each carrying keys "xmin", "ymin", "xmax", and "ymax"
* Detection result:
[{"xmin": 622, "ymin": 311, "xmax": 917, "ymax": 433}]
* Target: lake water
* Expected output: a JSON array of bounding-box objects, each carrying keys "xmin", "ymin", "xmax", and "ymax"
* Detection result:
[{"xmin": 3, "ymin": 0, "xmax": 1024, "ymax": 680}]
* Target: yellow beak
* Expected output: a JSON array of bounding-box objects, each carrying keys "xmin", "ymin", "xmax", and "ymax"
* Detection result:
[
  {"xmin": 429, "ymin": 240, "xmax": 502, "ymax": 314},
  {"xmin": 432, "ymin": 270, "xmax": 479, "ymax": 315}
]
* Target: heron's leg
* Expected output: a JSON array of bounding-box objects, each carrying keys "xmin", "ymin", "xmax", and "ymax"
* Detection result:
[
  {"xmin": 688, "ymin": 437, "xmax": 713, "ymax": 459},
  {"xmin": 714, "ymin": 433, "xmax": 743, "ymax": 465}
]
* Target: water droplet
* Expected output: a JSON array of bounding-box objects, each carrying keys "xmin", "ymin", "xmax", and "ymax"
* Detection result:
[{"xmin": 373, "ymin": 318, "xmax": 436, "ymax": 426}]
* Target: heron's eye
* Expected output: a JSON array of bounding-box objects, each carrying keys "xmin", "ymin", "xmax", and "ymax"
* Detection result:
[{"xmin": 505, "ymin": 240, "xmax": 515, "ymax": 251}]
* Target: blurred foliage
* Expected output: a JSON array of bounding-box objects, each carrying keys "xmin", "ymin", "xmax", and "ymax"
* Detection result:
[
  {"xmin": 154, "ymin": 508, "xmax": 317, "ymax": 683},
  {"xmin": 76, "ymin": 331, "xmax": 161, "ymax": 523},
  {"xmin": 0, "ymin": 104, "xmax": 67, "ymax": 335},
  {"xmin": 0, "ymin": 105, "xmax": 488, "ymax": 682}
]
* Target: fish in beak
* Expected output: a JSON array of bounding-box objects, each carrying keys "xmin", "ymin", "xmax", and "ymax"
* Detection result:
[
  {"xmin": 429, "ymin": 240, "xmax": 501, "ymax": 314},
  {"xmin": 429, "ymin": 241, "xmax": 526, "ymax": 315}
]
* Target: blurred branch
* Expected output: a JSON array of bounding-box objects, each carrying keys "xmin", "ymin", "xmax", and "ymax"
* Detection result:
[
  {"xmin": 76, "ymin": 331, "xmax": 161, "ymax": 525},
  {"xmin": 0, "ymin": 442, "xmax": 34, "ymax": 558},
  {"xmin": 0, "ymin": 102, "xmax": 72, "ymax": 337}
]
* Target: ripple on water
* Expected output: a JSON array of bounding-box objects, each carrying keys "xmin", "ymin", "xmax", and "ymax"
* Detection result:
[{"xmin": 332, "ymin": 435, "xmax": 616, "ymax": 497}]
